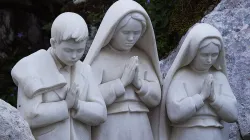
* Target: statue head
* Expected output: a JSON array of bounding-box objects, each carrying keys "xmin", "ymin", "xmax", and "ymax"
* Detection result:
[
  {"xmin": 162, "ymin": 23, "xmax": 227, "ymax": 98},
  {"xmin": 190, "ymin": 38, "xmax": 221, "ymax": 71},
  {"xmin": 50, "ymin": 12, "xmax": 88, "ymax": 66},
  {"xmin": 84, "ymin": 0, "xmax": 162, "ymax": 84},
  {"xmin": 110, "ymin": 12, "xmax": 146, "ymax": 52}
]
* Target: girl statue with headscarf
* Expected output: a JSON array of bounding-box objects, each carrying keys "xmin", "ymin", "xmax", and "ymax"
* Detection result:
[
  {"xmin": 84, "ymin": 0, "xmax": 162, "ymax": 140},
  {"xmin": 153, "ymin": 23, "xmax": 238, "ymax": 140}
]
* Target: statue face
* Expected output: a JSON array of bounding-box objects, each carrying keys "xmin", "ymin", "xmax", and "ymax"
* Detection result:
[
  {"xmin": 191, "ymin": 43, "xmax": 220, "ymax": 71},
  {"xmin": 110, "ymin": 19, "xmax": 142, "ymax": 51},
  {"xmin": 54, "ymin": 39, "xmax": 86, "ymax": 66}
]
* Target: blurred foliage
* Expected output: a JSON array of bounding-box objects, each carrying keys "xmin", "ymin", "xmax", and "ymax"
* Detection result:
[
  {"xmin": 0, "ymin": 0, "xmax": 219, "ymax": 106},
  {"xmin": 137, "ymin": 0, "xmax": 220, "ymax": 58}
]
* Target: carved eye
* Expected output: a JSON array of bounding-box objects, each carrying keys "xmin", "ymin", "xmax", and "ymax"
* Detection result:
[
  {"xmin": 122, "ymin": 31, "xmax": 129, "ymax": 34},
  {"xmin": 201, "ymin": 53, "xmax": 209, "ymax": 57},
  {"xmin": 77, "ymin": 49, "xmax": 84, "ymax": 53},
  {"xmin": 64, "ymin": 49, "xmax": 73, "ymax": 53},
  {"xmin": 212, "ymin": 53, "xmax": 218, "ymax": 57},
  {"xmin": 134, "ymin": 31, "xmax": 141, "ymax": 35}
]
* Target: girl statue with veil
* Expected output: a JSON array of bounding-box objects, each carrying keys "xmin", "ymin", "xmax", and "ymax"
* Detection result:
[
  {"xmin": 154, "ymin": 23, "xmax": 237, "ymax": 140},
  {"xmin": 84, "ymin": 0, "xmax": 162, "ymax": 140}
]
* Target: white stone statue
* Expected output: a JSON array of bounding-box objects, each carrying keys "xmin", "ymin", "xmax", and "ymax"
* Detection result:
[
  {"xmin": 84, "ymin": 0, "xmax": 162, "ymax": 139},
  {"xmin": 155, "ymin": 23, "xmax": 238, "ymax": 140},
  {"xmin": 11, "ymin": 12, "xmax": 107, "ymax": 140}
]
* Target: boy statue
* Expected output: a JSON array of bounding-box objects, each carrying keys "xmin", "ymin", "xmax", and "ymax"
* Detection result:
[{"xmin": 11, "ymin": 12, "xmax": 107, "ymax": 140}]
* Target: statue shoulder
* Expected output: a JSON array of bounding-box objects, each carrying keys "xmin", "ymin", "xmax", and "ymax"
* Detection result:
[
  {"xmin": 211, "ymin": 69, "xmax": 228, "ymax": 81},
  {"xmin": 172, "ymin": 67, "xmax": 192, "ymax": 80}
]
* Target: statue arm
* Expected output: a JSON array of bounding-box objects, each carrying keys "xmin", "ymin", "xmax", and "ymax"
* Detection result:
[
  {"xmin": 91, "ymin": 61, "xmax": 125, "ymax": 106},
  {"xmin": 17, "ymin": 87, "xmax": 69, "ymax": 129},
  {"xmin": 71, "ymin": 65, "xmax": 107, "ymax": 126},
  {"xmin": 166, "ymin": 80, "xmax": 204, "ymax": 123},
  {"xmin": 99, "ymin": 78, "xmax": 125, "ymax": 105},
  {"xmin": 134, "ymin": 65, "xmax": 161, "ymax": 107},
  {"xmin": 209, "ymin": 74, "xmax": 237, "ymax": 122},
  {"xmin": 136, "ymin": 79, "xmax": 161, "ymax": 107}
]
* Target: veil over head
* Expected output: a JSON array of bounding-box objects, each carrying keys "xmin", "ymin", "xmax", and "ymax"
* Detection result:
[
  {"xmin": 84, "ymin": 0, "xmax": 162, "ymax": 84},
  {"xmin": 151, "ymin": 23, "xmax": 227, "ymax": 140}
]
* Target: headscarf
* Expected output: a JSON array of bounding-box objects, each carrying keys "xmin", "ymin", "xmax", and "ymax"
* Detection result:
[
  {"xmin": 84, "ymin": 0, "xmax": 162, "ymax": 84},
  {"xmin": 152, "ymin": 23, "xmax": 227, "ymax": 140}
]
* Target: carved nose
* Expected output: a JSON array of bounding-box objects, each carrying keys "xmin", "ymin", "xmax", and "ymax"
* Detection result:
[
  {"xmin": 72, "ymin": 53, "xmax": 77, "ymax": 59},
  {"xmin": 128, "ymin": 33, "xmax": 134, "ymax": 41},
  {"xmin": 207, "ymin": 56, "xmax": 212, "ymax": 63}
]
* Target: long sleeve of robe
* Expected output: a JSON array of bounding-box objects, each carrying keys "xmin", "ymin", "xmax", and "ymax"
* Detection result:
[
  {"xmin": 71, "ymin": 65, "xmax": 107, "ymax": 126},
  {"xmin": 166, "ymin": 69, "xmax": 237, "ymax": 124}
]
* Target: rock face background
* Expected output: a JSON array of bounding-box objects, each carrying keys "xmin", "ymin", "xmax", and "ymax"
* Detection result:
[
  {"xmin": 0, "ymin": 99, "xmax": 34, "ymax": 140},
  {"xmin": 160, "ymin": 0, "xmax": 250, "ymax": 139}
]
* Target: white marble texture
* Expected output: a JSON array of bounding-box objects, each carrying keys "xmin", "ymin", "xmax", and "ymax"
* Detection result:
[
  {"xmin": 84, "ymin": 0, "xmax": 162, "ymax": 140},
  {"xmin": 11, "ymin": 12, "xmax": 107, "ymax": 140},
  {"xmin": 157, "ymin": 23, "xmax": 237, "ymax": 140}
]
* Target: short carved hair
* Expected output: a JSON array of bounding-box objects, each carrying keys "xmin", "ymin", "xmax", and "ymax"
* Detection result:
[{"xmin": 51, "ymin": 12, "xmax": 88, "ymax": 43}]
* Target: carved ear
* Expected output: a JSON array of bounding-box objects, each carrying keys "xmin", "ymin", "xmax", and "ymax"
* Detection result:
[{"xmin": 50, "ymin": 38, "xmax": 56, "ymax": 48}]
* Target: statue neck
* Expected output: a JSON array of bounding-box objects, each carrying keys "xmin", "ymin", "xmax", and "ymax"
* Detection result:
[
  {"xmin": 109, "ymin": 44, "xmax": 131, "ymax": 53},
  {"xmin": 189, "ymin": 65, "xmax": 209, "ymax": 74}
]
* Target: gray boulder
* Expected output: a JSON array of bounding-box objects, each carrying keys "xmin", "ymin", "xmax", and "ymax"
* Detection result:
[
  {"xmin": 0, "ymin": 99, "xmax": 35, "ymax": 140},
  {"xmin": 160, "ymin": 0, "xmax": 250, "ymax": 139}
]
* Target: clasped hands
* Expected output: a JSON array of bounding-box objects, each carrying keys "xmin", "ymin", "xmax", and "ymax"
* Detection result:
[
  {"xmin": 65, "ymin": 56, "xmax": 143, "ymax": 108},
  {"xmin": 65, "ymin": 83, "xmax": 79, "ymax": 109},
  {"xmin": 120, "ymin": 56, "xmax": 142, "ymax": 89},
  {"xmin": 199, "ymin": 74, "xmax": 216, "ymax": 102}
]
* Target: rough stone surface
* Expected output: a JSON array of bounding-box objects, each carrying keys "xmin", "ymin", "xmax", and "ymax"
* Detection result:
[
  {"xmin": 0, "ymin": 99, "xmax": 35, "ymax": 140},
  {"xmin": 160, "ymin": 0, "xmax": 250, "ymax": 139}
]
